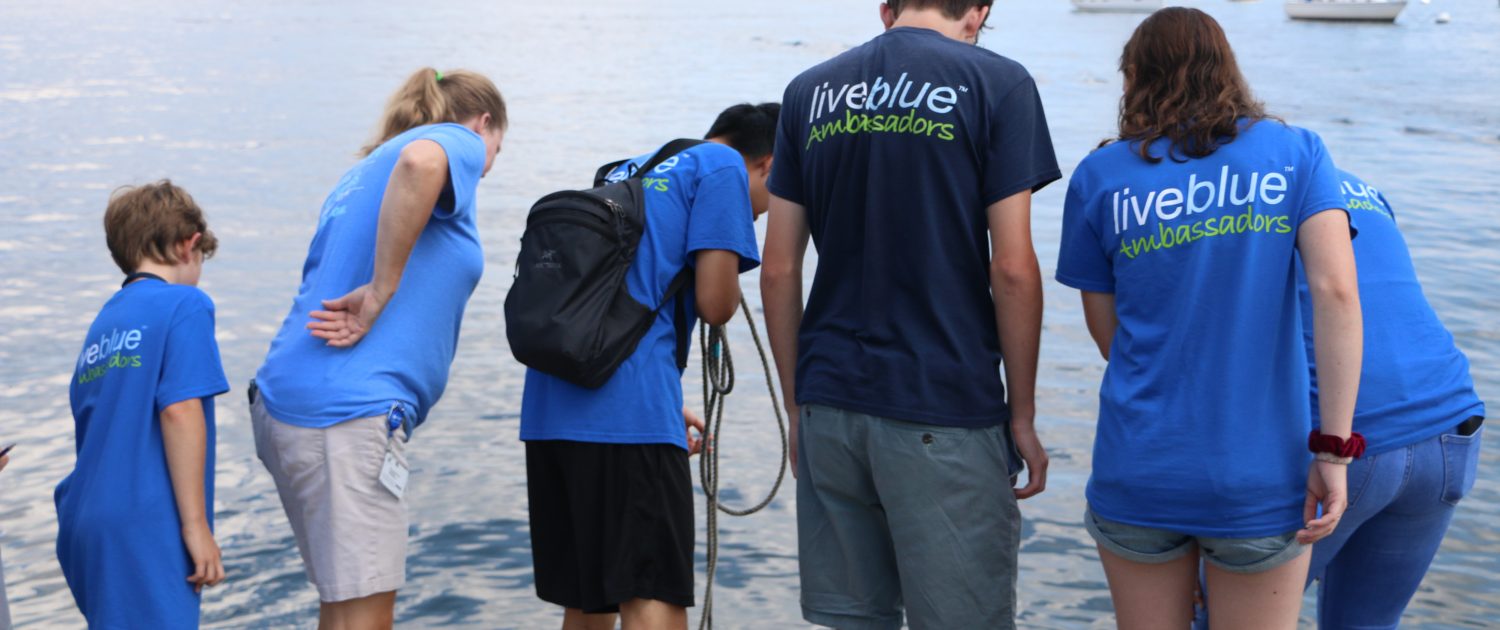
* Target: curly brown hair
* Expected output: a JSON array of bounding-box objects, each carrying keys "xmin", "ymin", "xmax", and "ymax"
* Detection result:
[
  {"xmin": 103, "ymin": 180, "xmax": 217, "ymax": 274},
  {"xmin": 1116, "ymin": 8, "xmax": 1271, "ymax": 163}
]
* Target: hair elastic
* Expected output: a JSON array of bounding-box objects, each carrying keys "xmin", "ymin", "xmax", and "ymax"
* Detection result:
[{"xmin": 435, "ymin": 70, "xmax": 444, "ymax": 82}]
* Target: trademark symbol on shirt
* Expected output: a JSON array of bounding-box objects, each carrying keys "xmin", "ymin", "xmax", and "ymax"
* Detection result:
[
  {"xmin": 959, "ymin": 86, "xmax": 970, "ymax": 93},
  {"xmin": 1285, "ymin": 167, "xmax": 1295, "ymax": 172}
]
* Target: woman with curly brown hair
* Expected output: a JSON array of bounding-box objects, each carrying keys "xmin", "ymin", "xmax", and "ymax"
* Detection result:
[{"xmin": 1055, "ymin": 8, "xmax": 1364, "ymax": 629}]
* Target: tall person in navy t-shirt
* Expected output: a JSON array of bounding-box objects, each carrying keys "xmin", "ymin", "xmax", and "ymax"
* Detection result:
[
  {"xmin": 1055, "ymin": 9, "xmax": 1363, "ymax": 629},
  {"xmin": 252, "ymin": 68, "xmax": 506, "ymax": 628},
  {"xmin": 56, "ymin": 181, "xmax": 229, "ymax": 629},
  {"xmin": 519, "ymin": 103, "xmax": 771, "ymax": 630},
  {"xmin": 762, "ymin": 1, "xmax": 1060, "ymax": 628}
]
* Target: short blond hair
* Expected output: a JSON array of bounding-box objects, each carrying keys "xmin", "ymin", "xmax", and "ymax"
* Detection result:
[{"xmin": 103, "ymin": 180, "xmax": 217, "ymax": 274}]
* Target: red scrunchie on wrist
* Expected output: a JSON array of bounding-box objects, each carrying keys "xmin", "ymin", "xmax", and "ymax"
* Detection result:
[{"xmin": 1309, "ymin": 430, "xmax": 1367, "ymax": 459}]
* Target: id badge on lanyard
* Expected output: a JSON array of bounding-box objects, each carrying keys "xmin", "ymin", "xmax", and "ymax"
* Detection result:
[{"xmin": 378, "ymin": 403, "xmax": 411, "ymax": 499}]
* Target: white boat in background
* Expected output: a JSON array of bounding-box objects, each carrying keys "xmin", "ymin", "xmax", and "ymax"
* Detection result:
[
  {"xmin": 1285, "ymin": 0, "xmax": 1408, "ymax": 21},
  {"xmin": 1071, "ymin": 0, "xmax": 1164, "ymax": 13}
]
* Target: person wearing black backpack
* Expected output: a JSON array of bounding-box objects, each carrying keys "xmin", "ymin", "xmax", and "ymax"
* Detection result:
[{"xmin": 517, "ymin": 103, "xmax": 777, "ymax": 630}]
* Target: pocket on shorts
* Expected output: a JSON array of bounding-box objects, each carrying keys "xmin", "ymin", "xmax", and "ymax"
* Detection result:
[{"xmin": 1440, "ymin": 427, "xmax": 1482, "ymax": 506}]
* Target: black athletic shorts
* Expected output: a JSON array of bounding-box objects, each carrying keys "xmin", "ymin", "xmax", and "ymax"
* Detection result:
[{"xmin": 525, "ymin": 440, "xmax": 695, "ymax": 614}]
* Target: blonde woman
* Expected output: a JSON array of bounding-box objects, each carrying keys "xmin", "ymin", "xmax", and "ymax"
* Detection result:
[{"xmin": 252, "ymin": 68, "xmax": 505, "ymax": 628}]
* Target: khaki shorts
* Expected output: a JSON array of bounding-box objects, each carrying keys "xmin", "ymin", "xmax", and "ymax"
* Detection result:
[{"xmin": 252, "ymin": 394, "xmax": 409, "ymax": 602}]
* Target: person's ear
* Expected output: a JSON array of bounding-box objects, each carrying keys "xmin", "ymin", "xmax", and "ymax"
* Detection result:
[
  {"xmin": 880, "ymin": 2, "xmax": 896, "ymax": 29},
  {"xmin": 755, "ymin": 155, "xmax": 773, "ymax": 178},
  {"xmin": 177, "ymin": 232, "xmax": 202, "ymax": 263},
  {"xmin": 966, "ymin": 6, "xmax": 991, "ymax": 42}
]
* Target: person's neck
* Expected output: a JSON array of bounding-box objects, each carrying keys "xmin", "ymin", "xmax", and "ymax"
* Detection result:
[
  {"xmin": 891, "ymin": 10, "xmax": 969, "ymax": 42},
  {"xmin": 129, "ymin": 261, "xmax": 185, "ymax": 285}
]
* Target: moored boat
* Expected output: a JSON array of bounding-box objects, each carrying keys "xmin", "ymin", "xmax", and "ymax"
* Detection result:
[
  {"xmin": 1072, "ymin": 0, "xmax": 1164, "ymax": 13},
  {"xmin": 1285, "ymin": 0, "xmax": 1407, "ymax": 21}
]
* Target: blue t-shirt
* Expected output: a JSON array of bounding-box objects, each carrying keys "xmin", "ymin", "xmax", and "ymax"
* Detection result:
[
  {"xmin": 766, "ymin": 27, "xmax": 1060, "ymax": 428},
  {"xmin": 520, "ymin": 142, "xmax": 761, "ymax": 449},
  {"xmin": 1300, "ymin": 170, "xmax": 1484, "ymax": 454},
  {"xmin": 1056, "ymin": 121, "xmax": 1348, "ymax": 537},
  {"xmin": 256, "ymin": 123, "xmax": 487, "ymax": 429},
  {"xmin": 56, "ymin": 280, "xmax": 229, "ymax": 628}
]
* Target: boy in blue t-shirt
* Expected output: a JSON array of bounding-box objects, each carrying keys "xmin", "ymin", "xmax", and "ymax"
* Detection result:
[
  {"xmin": 56, "ymin": 181, "xmax": 230, "ymax": 629},
  {"xmin": 520, "ymin": 103, "xmax": 774, "ymax": 629}
]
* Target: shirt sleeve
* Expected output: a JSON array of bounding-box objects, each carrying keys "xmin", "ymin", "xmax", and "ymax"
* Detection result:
[
  {"xmin": 687, "ymin": 165, "xmax": 762, "ymax": 273},
  {"xmin": 156, "ymin": 292, "xmax": 230, "ymax": 410},
  {"xmin": 983, "ymin": 77, "xmax": 1063, "ymax": 206},
  {"xmin": 766, "ymin": 82, "xmax": 804, "ymax": 204},
  {"xmin": 1295, "ymin": 131, "xmax": 1350, "ymax": 230},
  {"xmin": 1055, "ymin": 169, "xmax": 1115, "ymax": 293},
  {"xmin": 421, "ymin": 125, "xmax": 487, "ymax": 221}
]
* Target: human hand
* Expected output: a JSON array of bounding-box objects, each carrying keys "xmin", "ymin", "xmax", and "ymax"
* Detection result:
[
  {"xmin": 182, "ymin": 520, "xmax": 225, "ymax": 593},
  {"xmin": 1011, "ymin": 416, "xmax": 1049, "ymax": 499},
  {"xmin": 1298, "ymin": 459, "xmax": 1348, "ymax": 544},
  {"xmin": 685, "ymin": 407, "xmax": 707, "ymax": 456},
  {"xmin": 307, "ymin": 283, "xmax": 391, "ymax": 347}
]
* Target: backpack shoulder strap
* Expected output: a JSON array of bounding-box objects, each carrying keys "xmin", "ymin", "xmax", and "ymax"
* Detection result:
[{"xmin": 593, "ymin": 139, "xmax": 710, "ymax": 187}]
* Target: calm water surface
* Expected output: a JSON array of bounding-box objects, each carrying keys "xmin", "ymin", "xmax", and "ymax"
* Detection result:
[{"xmin": 1, "ymin": 0, "xmax": 1496, "ymax": 627}]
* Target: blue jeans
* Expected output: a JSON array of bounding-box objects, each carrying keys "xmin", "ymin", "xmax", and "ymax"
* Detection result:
[
  {"xmin": 1195, "ymin": 422, "xmax": 1483, "ymax": 629},
  {"xmin": 1308, "ymin": 424, "xmax": 1483, "ymax": 629}
]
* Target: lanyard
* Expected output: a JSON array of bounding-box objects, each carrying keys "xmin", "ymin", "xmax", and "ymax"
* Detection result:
[{"xmin": 122, "ymin": 272, "xmax": 166, "ymax": 288}]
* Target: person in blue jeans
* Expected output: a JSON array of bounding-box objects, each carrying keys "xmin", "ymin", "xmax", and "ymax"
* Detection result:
[
  {"xmin": 1195, "ymin": 168, "xmax": 1486, "ymax": 629},
  {"xmin": 1056, "ymin": 9, "xmax": 1364, "ymax": 629}
]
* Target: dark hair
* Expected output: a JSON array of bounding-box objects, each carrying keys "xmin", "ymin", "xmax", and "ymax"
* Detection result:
[
  {"xmin": 104, "ymin": 180, "xmax": 217, "ymax": 274},
  {"xmin": 1116, "ymin": 8, "xmax": 1270, "ymax": 163},
  {"xmin": 705, "ymin": 102, "xmax": 781, "ymax": 160},
  {"xmin": 362, "ymin": 67, "xmax": 508, "ymax": 156},
  {"xmin": 885, "ymin": 0, "xmax": 993, "ymax": 20}
]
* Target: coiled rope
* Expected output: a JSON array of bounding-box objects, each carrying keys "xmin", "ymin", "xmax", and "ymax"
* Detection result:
[{"xmin": 696, "ymin": 296, "xmax": 790, "ymax": 630}]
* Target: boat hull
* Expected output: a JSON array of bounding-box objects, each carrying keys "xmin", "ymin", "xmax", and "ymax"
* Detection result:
[
  {"xmin": 1072, "ymin": 0, "xmax": 1163, "ymax": 13},
  {"xmin": 1284, "ymin": 1, "xmax": 1407, "ymax": 21}
]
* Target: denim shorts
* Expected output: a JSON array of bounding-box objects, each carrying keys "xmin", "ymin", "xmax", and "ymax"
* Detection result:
[{"xmin": 1085, "ymin": 506, "xmax": 1306, "ymax": 574}]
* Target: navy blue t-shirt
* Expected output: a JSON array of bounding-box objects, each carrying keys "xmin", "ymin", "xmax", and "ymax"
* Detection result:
[
  {"xmin": 1299, "ymin": 170, "xmax": 1484, "ymax": 454},
  {"xmin": 767, "ymin": 27, "xmax": 1060, "ymax": 427}
]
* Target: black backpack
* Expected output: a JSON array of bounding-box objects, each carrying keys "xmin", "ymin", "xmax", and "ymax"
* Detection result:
[{"xmin": 504, "ymin": 139, "xmax": 705, "ymax": 389}]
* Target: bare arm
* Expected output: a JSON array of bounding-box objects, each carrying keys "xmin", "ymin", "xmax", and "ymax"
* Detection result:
[
  {"xmin": 308, "ymin": 139, "xmax": 450, "ymax": 347},
  {"xmin": 987, "ymin": 189, "xmax": 1048, "ymax": 499},
  {"xmin": 1295, "ymin": 209, "xmax": 1362, "ymax": 544},
  {"xmin": 1080, "ymin": 291, "xmax": 1117, "ymax": 360},
  {"xmin": 760, "ymin": 194, "xmax": 811, "ymax": 473},
  {"xmin": 161, "ymin": 398, "xmax": 224, "ymax": 591},
  {"xmin": 694, "ymin": 250, "xmax": 743, "ymax": 326}
]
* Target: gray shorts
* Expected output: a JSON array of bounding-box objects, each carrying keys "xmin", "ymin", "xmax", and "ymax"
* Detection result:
[
  {"xmin": 1, "ymin": 544, "xmax": 11, "ymax": 630},
  {"xmin": 796, "ymin": 405, "xmax": 1022, "ymax": 630},
  {"xmin": 252, "ymin": 394, "xmax": 409, "ymax": 602},
  {"xmin": 1084, "ymin": 507, "xmax": 1305, "ymax": 574}
]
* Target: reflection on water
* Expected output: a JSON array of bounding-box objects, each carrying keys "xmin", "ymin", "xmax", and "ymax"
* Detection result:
[{"xmin": 1, "ymin": 0, "xmax": 1496, "ymax": 627}]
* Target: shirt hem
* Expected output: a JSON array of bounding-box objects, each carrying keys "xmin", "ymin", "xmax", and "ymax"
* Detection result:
[
  {"xmin": 1054, "ymin": 271, "xmax": 1115, "ymax": 294},
  {"xmin": 157, "ymin": 381, "xmax": 231, "ymax": 410},
  {"xmin": 1087, "ymin": 498, "xmax": 1304, "ymax": 539},
  {"xmin": 259, "ymin": 397, "xmax": 410, "ymax": 429},
  {"xmin": 520, "ymin": 430, "xmax": 688, "ymax": 450},
  {"xmin": 1323, "ymin": 402, "xmax": 1486, "ymax": 456},
  {"xmin": 796, "ymin": 391, "xmax": 1009, "ymax": 428},
  {"xmin": 984, "ymin": 168, "xmax": 1063, "ymax": 207}
]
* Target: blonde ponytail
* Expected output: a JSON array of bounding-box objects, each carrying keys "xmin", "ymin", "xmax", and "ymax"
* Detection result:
[{"xmin": 361, "ymin": 67, "xmax": 508, "ymax": 156}]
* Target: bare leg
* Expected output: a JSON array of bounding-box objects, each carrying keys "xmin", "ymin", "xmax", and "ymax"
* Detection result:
[
  {"xmin": 564, "ymin": 607, "xmax": 619, "ymax": 630},
  {"xmin": 1097, "ymin": 544, "xmax": 1199, "ymax": 629},
  {"xmin": 619, "ymin": 598, "xmax": 687, "ymax": 630},
  {"xmin": 318, "ymin": 591, "xmax": 397, "ymax": 630},
  {"xmin": 1204, "ymin": 549, "xmax": 1310, "ymax": 630}
]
